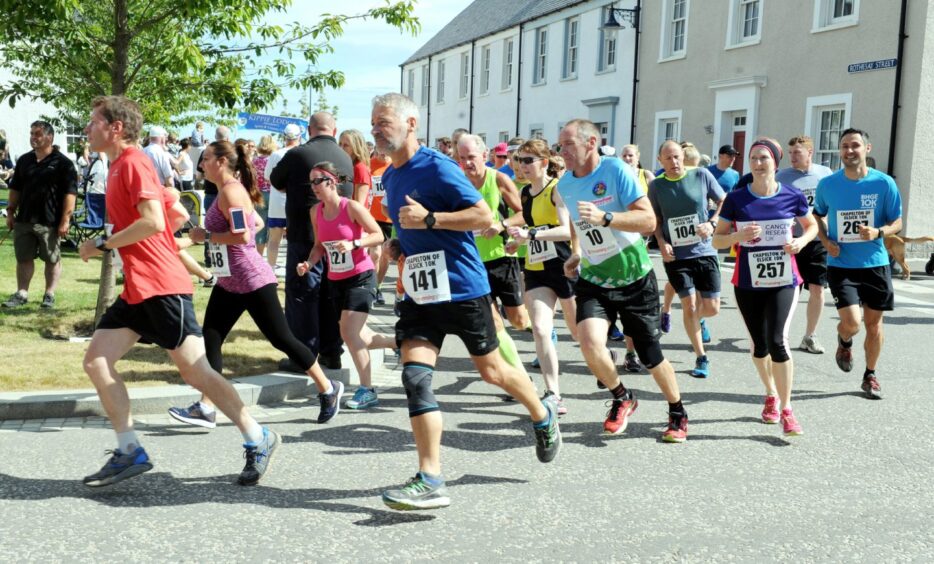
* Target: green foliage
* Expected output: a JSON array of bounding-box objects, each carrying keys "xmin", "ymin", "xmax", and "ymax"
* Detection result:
[{"xmin": 0, "ymin": 0, "xmax": 420, "ymax": 125}]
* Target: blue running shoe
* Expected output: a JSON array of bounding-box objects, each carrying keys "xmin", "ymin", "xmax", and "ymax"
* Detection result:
[
  {"xmin": 318, "ymin": 379, "xmax": 345, "ymax": 423},
  {"xmin": 83, "ymin": 447, "xmax": 153, "ymax": 488},
  {"xmin": 691, "ymin": 355, "xmax": 710, "ymax": 378},
  {"xmin": 608, "ymin": 323, "xmax": 624, "ymax": 341},
  {"xmin": 168, "ymin": 401, "xmax": 217, "ymax": 429},
  {"xmin": 660, "ymin": 312, "xmax": 671, "ymax": 334},
  {"xmin": 383, "ymin": 472, "xmax": 450, "ymax": 510},
  {"xmin": 551, "ymin": 328, "xmax": 558, "ymax": 345},
  {"xmin": 238, "ymin": 428, "xmax": 280, "ymax": 486},
  {"xmin": 700, "ymin": 320, "xmax": 711, "ymax": 344},
  {"xmin": 346, "ymin": 386, "xmax": 379, "ymax": 410}
]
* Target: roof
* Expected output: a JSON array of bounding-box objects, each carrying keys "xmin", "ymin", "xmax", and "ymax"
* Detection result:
[{"xmin": 403, "ymin": 0, "xmax": 589, "ymax": 65}]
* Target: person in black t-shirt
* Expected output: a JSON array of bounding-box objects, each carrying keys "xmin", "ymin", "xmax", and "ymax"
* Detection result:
[{"xmin": 3, "ymin": 121, "xmax": 77, "ymax": 309}]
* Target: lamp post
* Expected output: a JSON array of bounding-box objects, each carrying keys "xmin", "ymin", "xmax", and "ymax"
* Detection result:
[{"xmin": 600, "ymin": 3, "xmax": 641, "ymax": 144}]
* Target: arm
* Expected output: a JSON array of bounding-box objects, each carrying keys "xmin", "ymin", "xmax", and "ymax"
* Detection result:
[
  {"xmin": 269, "ymin": 153, "xmax": 287, "ymax": 192},
  {"xmin": 814, "ymin": 214, "xmax": 840, "ymax": 258},
  {"xmin": 785, "ymin": 213, "xmax": 818, "ymax": 254},
  {"xmin": 712, "ymin": 219, "xmax": 761, "ymax": 250},
  {"xmin": 189, "ymin": 184, "xmax": 252, "ymax": 245},
  {"xmin": 347, "ymin": 200, "xmax": 386, "ymax": 248},
  {"xmin": 860, "ymin": 216, "xmax": 902, "ymax": 241},
  {"xmin": 58, "ymin": 194, "xmax": 77, "ymax": 237},
  {"xmin": 298, "ymin": 204, "xmax": 325, "ymax": 276},
  {"xmin": 577, "ymin": 195, "xmax": 657, "ymax": 233},
  {"xmin": 352, "ymin": 183, "xmax": 369, "ymax": 206},
  {"xmin": 398, "ymin": 195, "xmax": 493, "ymax": 232},
  {"xmin": 4, "ymin": 188, "xmax": 17, "ymax": 230},
  {"xmin": 79, "ymin": 198, "xmax": 166, "ymax": 261},
  {"xmin": 496, "ymin": 171, "xmax": 522, "ymax": 213}
]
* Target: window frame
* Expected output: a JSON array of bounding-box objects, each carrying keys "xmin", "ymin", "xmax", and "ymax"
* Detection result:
[
  {"xmin": 659, "ymin": 0, "xmax": 690, "ymax": 62},
  {"xmin": 406, "ymin": 68, "xmax": 415, "ymax": 99},
  {"xmin": 812, "ymin": 0, "xmax": 859, "ymax": 33},
  {"xmin": 502, "ymin": 37, "xmax": 515, "ymax": 90},
  {"xmin": 725, "ymin": 0, "xmax": 762, "ymax": 49},
  {"xmin": 420, "ymin": 63, "xmax": 429, "ymax": 106},
  {"xmin": 562, "ymin": 17, "xmax": 580, "ymax": 80},
  {"xmin": 533, "ymin": 26, "xmax": 548, "ymax": 86},
  {"xmin": 436, "ymin": 58, "xmax": 446, "ymax": 104},
  {"xmin": 480, "ymin": 45, "xmax": 492, "ymax": 95},
  {"xmin": 653, "ymin": 109, "xmax": 683, "ymax": 168},
  {"xmin": 597, "ymin": 4, "xmax": 618, "ymax": 74},
  {"xmin": 459, "ymin": 52, "xmax": 470, "ymax": 100},
  {"xmin": 805, "ymin": 93, "xmax": 852, "ymax": 170}
]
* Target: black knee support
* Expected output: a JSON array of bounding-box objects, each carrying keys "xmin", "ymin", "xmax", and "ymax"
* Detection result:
[{"xmin": 402, "ymin": 362, "xmax": 439, "ymax": 417}]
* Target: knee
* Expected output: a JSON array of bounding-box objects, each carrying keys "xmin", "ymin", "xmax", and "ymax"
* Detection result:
[
  {"xmin": 705, "ymin": 299, "xmax": 721, "ymax": 316},
  {"xmin": 83, "ymin": 352, "xmax": 109, "ymax": 381},
  {"xmin": 839, "ymin": 318, "xmax": 861, "ymax": 336},
  {"xmin": 579, "ymin": 337, "xmax": 604, "ymax": 359},
  {"xmin": 865, "ymin": 319, "xmax": 884, "ymax": 338},
  {"xmin": 402, "ymin": 362, "xmax": 439, "ymax": 417},
  {"xmin": 768, "ymin": 342, "xmax": 790, "ymax": 362}
]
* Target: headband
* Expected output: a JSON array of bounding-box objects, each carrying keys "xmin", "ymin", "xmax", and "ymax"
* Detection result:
[
  {"xmin": 312, "ymin": 168, "xmax": 340, "ymax": 183},
  {"xmin": 749, "ymin": 139, "xmax": 783, "ymax": 167}
]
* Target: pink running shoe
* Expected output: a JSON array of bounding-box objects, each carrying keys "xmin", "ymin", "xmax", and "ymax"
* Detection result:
[
  {"xmin": 781, "ymin": 407, "xmax": 803, "ymax": 437},
  {"xmin": 761, "ymin": 396, "xmax": 780, "ymax": 424}
]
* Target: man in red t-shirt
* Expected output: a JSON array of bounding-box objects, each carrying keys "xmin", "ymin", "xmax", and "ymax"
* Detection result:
[{"xmin": 77, "ymin": 95, "xmax": 280, "ymax": 488}]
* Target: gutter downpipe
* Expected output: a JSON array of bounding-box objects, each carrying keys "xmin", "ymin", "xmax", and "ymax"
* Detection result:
[
  {"xmin": 515, "ymin": 23, "xmax": 523, "ymax": 137},
  {"xmin": 887, "ymin": 0, "xmax": 908, "ymax": 178},
  {"xmin": 469, "ymin": 39, "xmax": 476, "ymax": 132},
  {"xmin": 426, "ymin": 55, "xmax": 432, "ymax": 142},
  {"xmin": 629, "ymin": 0, "xmax": 642, "ymax": 144}
]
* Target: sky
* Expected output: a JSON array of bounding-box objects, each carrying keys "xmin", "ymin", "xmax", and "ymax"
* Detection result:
[{"xmin": 231, "ymin": 0, "xmax": 474, "ymax": 143}]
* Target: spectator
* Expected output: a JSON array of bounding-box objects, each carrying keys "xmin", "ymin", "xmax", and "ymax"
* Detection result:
[
  {"xmin": 197, "ymin": 125, "xmax": 231, "ymax": 212},
  {"xmin": 252, "ymin": 134, "xmax": 277, "ymax": 258},
  {"xmin": 0, "ymin": 147, "xmax": 15, "ymax": 189},
  {"xmin": 142, "ymin": 126, "xmax": 175, "ymax": 188},
  {"xmin": 176, "ymin": 139, "xmax": 194, "ymax": 191},
  {"xmin": 190, "ymin": 121, "xmax": 206, "ymax": 147},
  {"xmin": 338, "ymin": 129, "xmax": 372, "ymax": 206},
  {"xmin": 263, "ymin": 124, "xmax": 302, "ymax": 269}
]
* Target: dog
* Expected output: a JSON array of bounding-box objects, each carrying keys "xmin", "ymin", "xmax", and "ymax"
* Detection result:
[{"xmin": 884, "ymin": 235, "xmax": 934, "ymax": 280}]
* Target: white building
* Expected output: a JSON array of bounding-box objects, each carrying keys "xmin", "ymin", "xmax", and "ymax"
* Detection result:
[
  {"xmin": 400, "ymin": 0, "xmax": 639, "ymax": 148},
  {"xmin": 0, "ymin": 67, "xmax": 80, "ymax": 161}
]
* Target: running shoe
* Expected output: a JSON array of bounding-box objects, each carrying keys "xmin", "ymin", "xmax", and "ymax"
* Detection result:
[
  {"xmin": 603, "ymin": 392, "xmax": 638, "ymax": 435},
  {"xmin": 660, "ymin": 311, "xmax": 671, "ymax": 334},
  {"xmin": 238, "ymin": 428, "xmax": 280, "ymax": 486},
  {"xmin": 393, "ymin": 298, "xmax": 402, "ymax": 317},
  {"xmin": 780, "ymin": 407, "xmax": 803, "ymax": 436},
  {"xmin": 608, "ymin": 323, "xmax": 624, "ymax": 341},
  {"xmin": 40, "ymin": 293, "xmax": 55, "ymax": 309},
  {"xmin": 83, "ymin": 447, "xmax": 153, "ymax": 488},
  {"xmin": 835, "ymin": 336, "xmax": 854, "ymax": 372},
  {"xmin": 530, "ymin": 357, "xmax": 541, "ymax": 369},
  {"xmin": 662, "ymin": 412, "xmax": 689, "ymax": 443},
  {"xmin": 700, "ymin": 319, "xmax": 711, "ymax": 344},
  {"xmin": 799, "ymin": 334, "xmax": 825, "ymax": 354},
  {"xmin": 623, "ymin": 351, "xmax": 642, "ymax": 373},
  {"xmin": 346, "ymin": 386, "xmax": 379, "ymax": 410},
  {"xmin": 533, "ymin": 401, "xmax": 561, "ymax": 463},
  {"xmin": 761, "ymin": 396, "xmax": 780, "ymax": 424},
  {"xmin": 168, "ymin": 401, "xmax": 217, "ymax": 429},
  {"xmin": 382, "ymin": 473, "xmax": 450, "ymax": 510},
  {"xmin": 691, "ymin": 356, "xmax": 710, "ymax": 378},
  {"xmin": 531, "ymin": 328, "xmax": 557, "ymax": 369},
  {"xmin": 318, "ymin": 379, "xmax": 345, "ymax": 423},
  {"xmin": 542, "ymin": 390, "xmax": 568, "ymax": 416},
  {"xmin": 2, "ymin": 291, "xmax": 27, "ymax": 308},
  {"xmin": 374, "ymin": 291, "xmax": 386, "ymax": 306},
  {"xmin": 861, "ymin": 374, "xmax": 882, "ymax": 400}
]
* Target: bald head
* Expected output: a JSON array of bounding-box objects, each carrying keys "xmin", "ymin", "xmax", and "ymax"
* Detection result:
[
  {"xmin": 309, "ymin": 112, "xmax": 337, "ymax": 137},
  {"xmin": 215, "ymin": 126, "xmax": 231, "ymax": 141}
]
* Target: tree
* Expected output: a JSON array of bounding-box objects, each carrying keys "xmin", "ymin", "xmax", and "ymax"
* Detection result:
[{"xmin": 0, "ymin": 0, "xmax": 419, "ymax": 328}]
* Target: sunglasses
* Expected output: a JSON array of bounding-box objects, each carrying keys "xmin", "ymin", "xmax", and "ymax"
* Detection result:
[
  {"xmin": 515, "ymin": 157, "xmax": 541, "ymax": 165},
  {"xmin": 495, "ymin": 154, "xmax": 508, "ymax": 158},
  {"xmin": 310, "ymin": 177, "xmax": 333, "ymax": 186}
]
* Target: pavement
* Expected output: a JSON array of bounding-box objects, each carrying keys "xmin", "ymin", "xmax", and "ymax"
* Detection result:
[{"xmin": 1, "ymin": 254, "xmax": 932, "ymax": 561}]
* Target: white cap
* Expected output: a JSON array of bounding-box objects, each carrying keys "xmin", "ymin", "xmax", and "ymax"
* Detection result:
[
  {"xmin": 283, "ymin": 123, "xmax": 302, "ymax": 139},
  {"xmin": 148, "ymin": 126, "xmax": 168, "ymax": 139},
  {"xmin": 599, "ymin": 145, "xmax": 616, "ymax": 157}
]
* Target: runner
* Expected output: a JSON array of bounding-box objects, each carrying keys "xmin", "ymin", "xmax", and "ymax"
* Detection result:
[
  {"xmin": 298, "ymin": 161, "xmax": 396, "ymax": 410},
  {"xmin": 372, "ymin": 93, "xmax": 560, "ymax": 511},
  {"xmin": 166, "ymin": 140, "xmax": 343, "ymax": 428},
  {"xmin": 502, "ymin": 138, "xmax": 578, "ymax": 414},
  {"xmin": 813, "ymin": 128, "xmax": 902, "ymax": 399},
  {"xmin": 368, "ymin": 148, "xmax": 394, "ymax": 304},
  {"xmin": 712, "ymin": 138, "xmax": 816, "ymax": 434},
  {"xmin": 775, "ymin": 136, "xmax": 834, "ymax": 354},
  {"xmin": 648, "ymin": 141, "xmax": 725, "ymax": 378},
  {"xmin": 556, "ymin": 119, "xmax": 688, "ymax": 442},
  {"xmin": 78, "ymin": 95, "xmax": 278, "ymax": 487}
]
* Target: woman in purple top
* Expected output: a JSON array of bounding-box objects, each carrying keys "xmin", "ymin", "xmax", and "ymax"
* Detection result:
[
  {"xmin": 168, "ymin": 141, "xmax": 344, "ymax": 428},
  {"xmin": 713, "ymin": 139, "xmax": 817, "ymax": 437}
]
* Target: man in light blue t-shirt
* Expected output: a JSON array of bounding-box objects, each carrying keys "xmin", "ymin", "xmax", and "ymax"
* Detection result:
[
  {"xmin": 706, "ymin": 144, "xmax": 741, "ymax": 193},
  {"xmin": 813, "ymin": 128, "xmax": 902, "ymax": 400}
]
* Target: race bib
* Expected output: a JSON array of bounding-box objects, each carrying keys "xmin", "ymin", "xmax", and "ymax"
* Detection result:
[
  {"xmin": 667, "ymin": 214, "xmax": 701, "ymax": 247},
  {"xmin": 402, "ymin": 250, "xmax": 451, "ymax": 304},
  {"xmin": 324, "ymin": 241, "xmax": 353, "ymax": 274},
  {"xmin": 206, "ymin": 242, "xmax": 231, "ymax": 277},
  {"xmin": 801, "ymin": 186, "xmax": 816, "ymax": 211},
  {"xmin": 527, "ymin": 228, "xmax": 558, "ymax": 264},
  {"xmin": 575, "ymin": 220, "xmax": 619, "ymax": 264},
  {"xmin": 736, "ymin": 219, "xmax": 794, "ymax": 247},
  {"xmin": 836, "ymin": 209, "xmax": 874, "ymax": 243},
  {"xmin": 104, "ymin": 223, "xmax": 123, "ymax": 272},
  {"xmin": 749, "ymin": 249, "xmax": 792, "ymax": 288},
  {"xmin": 371, "ymin": 175, "xmax": 384, "ymax": 197}
]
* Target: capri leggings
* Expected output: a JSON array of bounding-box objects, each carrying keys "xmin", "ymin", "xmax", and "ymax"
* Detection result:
[
  {"xmin": 202, "ymin": 282, "xmax": 317, "ymax": 373},
  {"xmin": 733, "ymin": 285, "xmax": 800, "ymax": 362}
]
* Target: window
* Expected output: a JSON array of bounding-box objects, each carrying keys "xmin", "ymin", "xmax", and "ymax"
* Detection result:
[
  {"xmin": 406, "ymin": 68, "xmax": 415, "ymax": 99},
  {"xmin": 597, "ymin": 4, "xmax": 618, "ymax": 72},
  {"xmin": 594, "ymin": 122, "xmax": 609, "ymax": 145},
  {"xmin": 459, "ymin": 52, "xmax": 470, "ymax": 99},
  {"xmin": 420, "ymin": 64, "xmax": 429, "ymax": 106},
  {"xmin": 813, "ymin": 0, "xmax": 859, "ymax": 31},
  {"xmin": 660, "ymin": 0, "xmax": 689, "ymax": 60},
  {"xmin": 477, "ymin": 133, "xmax": 487, "ymax": 145},
  {"xmin": 653, "ymin": 110, "xmax": 683, "ymax": 166},
  {"xmin": 530, "ymin": 127, "xmax": 544, "ymax": 140},
  {"xmin": 533, "ymin": 27, "xmax": 548, "ymax": 85},
  {"xmin": 436, "ymin": 59, "xmax": 446, "ymax": 104},
  {"xmin": 805, "ymin": 93, "xmax": 852, "ymax": 169},
  {"xmin": 502, "ymin": 38, "xmax": 515, "ymax": 89},
  {"xmin": 727, "ymin": 0, "xmax": 761, "ymax": 47},
  {"xmin": 499, "ymin": 131, "xmax": 510, "ymax": 143},
  {"xmin": 480, "ymin": 45, "xmax": 491, "ymax": 95},
  {"xmin": 563, "ymin": 17, "xmax": 579, "ymax": 79}
]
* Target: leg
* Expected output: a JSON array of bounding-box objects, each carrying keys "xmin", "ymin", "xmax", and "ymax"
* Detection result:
[
  {"xmin": 577, "ymin": 317, "xmax": 618, "ymax": 390},
  {"xmin": 505, "ymin": 305, "xmax": 531, "ymax": 331},
  {"xmin": 83, "ymin": 328, "xmax": 141, "ymax": 434},
  {"xmin": 527, "ymin": 287, "xmax": 560, "ymax": 394},
  {"xmin": 863, "ymin": 307, "xmax": 885, "ymax": 371},
  {"xmin": 341, "ymin": 309, "xmax": 374, "ymax": 387},
  {"xmin": 266, "ymin": 227, "xmax": 283, "ymax": 268},
  {"xmin": 837, "ymin": 304, "xmax": 862, "ymax": 342},
  {"xmin": 661, "ymin": 281, "xmax": 675, "ymax": 314},
  {"xmin": 43, "ymin": 259, "xmax": 63, "ymax": 295},
  {"xmin": 16, "ymin": 259, "xmax": 35, "ymax": 294},
  {"xmin": 765, "ymin": 285, "xmax": 800, "ymax": 409},
  {"xmin": 805, "ymin": 283, "xmax": 824, "ymax": 336},
  {"xmin": 558, "ymin": 296, "xmax": 579, "ymax": 342},
  {"xmin": 472, "ymin": 348, "xmax": 546, "ymax": 422},
  {"xmin": 734, "ymin": 287, "xmax": 777, "ymax": 396},
  {"xmin": 401, "ymin": 340, "xmax": 443, "ymax": 475},
  {"xmin": 680, "ymin": 293, "xmax": 705, "ymax": 357}
]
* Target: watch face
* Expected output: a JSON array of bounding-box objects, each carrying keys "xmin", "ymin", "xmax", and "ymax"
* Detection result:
[
  {"xmin": 425, "ymin": 213, "xmax": 436, "ymax": 228},
  {"xmin": 604, "ymin": 212, "xmax": 613, "ymax": 225}
]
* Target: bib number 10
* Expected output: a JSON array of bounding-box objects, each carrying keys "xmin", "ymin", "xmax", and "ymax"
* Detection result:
[{"xmin": 584, "ymin": 229, "xmax": 604, "ymax": 246}]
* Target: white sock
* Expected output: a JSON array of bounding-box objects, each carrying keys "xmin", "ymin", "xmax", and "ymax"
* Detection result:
[
  {"xmin": 198, "ymin": 401, "xmax": 215, "ymax": 415},
  {"xmin": 323, "ymin": 381, "xmax": 334, "ymax": 395},
  {"xmin": 241, "ymin": 421, "xmax": 265, "ymax": 445},
  {"xmin": 116, "ymin": 430, "xmax": 140, "ymax": 453}
]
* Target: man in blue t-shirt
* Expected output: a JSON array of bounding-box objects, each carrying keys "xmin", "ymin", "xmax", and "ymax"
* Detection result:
[
  {"xmin": 776, "ymin": 135, "xmax": 834, "ymax": 355},
  {"xmin": 372, "ymin": 93, "xmax": 560, "ymax": 511},
  {"xmin": 706, "ymin": 144, "xmax": 741, "ymax": 193},
  {"xmin": 813, "ymin": 128, "xmax": 902, "ymax": 400}
]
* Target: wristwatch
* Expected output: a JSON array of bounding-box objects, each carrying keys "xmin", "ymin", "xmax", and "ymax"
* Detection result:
[
  {"xmin": 602, "ymin": 212, "xmax": 613, "ymax": 227},
  {"xmin": 204, "ymin": 230, "xmax": 212, "ymax": 242},
  {"xmin": 528, "ymin": 227, "xmax": 538, "ymax": 241},
  {"xmin": 710, "ymin": 219, "xmax": 719, "ymax": 229},
  {"xmin": 352, "ymin": 239, "xmax": 362, "ymax": 249},
  {"xmin": 94, "ymin": 235, "xmax": 109, "ymax": 251},
  {"xmin": 424, "ymin": 211, "xmax": 436, "ymax": 229}
]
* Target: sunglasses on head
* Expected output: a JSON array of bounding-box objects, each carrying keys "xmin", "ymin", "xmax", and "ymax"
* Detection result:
[
  {"xmin": 310, "ymin": 177, "xmax": 332, "ymax": 186},
  {"xmin": 515, "ymin": 157, "xmax": 541, "ymax": 165}
]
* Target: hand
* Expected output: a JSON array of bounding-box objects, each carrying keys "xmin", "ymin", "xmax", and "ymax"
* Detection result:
[
  {"xmin": 783, "ymin": 238, "xmax": 805, "ymax": 255},
  {"xmin": 481, "ymin": 226, "xmax": 500, "ymax": 239},
  {"xmin": 189, "ymin": 226, "xmax": 206, "ymax": 244},
  {"xmin": 858, "ymin": 224, "xmax": 878, "ymax": 241},
  {"xmin": 296, "ymin": 261, "xmax": 310, "ymax": 276},
  {"xmin": 78, "ymin": 239, "xmax": 101, "ymax": 262},
  {"xmin": 331, "ymin": 240, "xmax": 354, "ymax": 253},
  {"xmin": 577, "ymin": 201, "xmax": 604, "ymax": 226},
  {"xmin": 563, "ymin": 253, "xmax": 581, "ymax": 279},
  {"xmin": 696, "ymin": 221, "xmax": 714, "ymax": 239},
  {"xmin": 5, "ymin": 214, "xmax": 13, "ymax": 231},
  {"xmin": 825, "ymin": 240, "xmax": 841, "ymax": 258},
  {"xmin": 399, "ymin": 194, "xmax": 429, "ymax": 229},
  {"xmin": 661, "ymin": 243, "xmax": 675, "ymax": 263},
  {"xmin": 504, "ymin": 239, "xmax": 519, "ymax": 254},
  {"xmin": 58, "ymin": 221, "xmax": 70, "ymax": 238},
  {"xmin": 508, "ymin": 225, "xmax": 529, "ymax": 243},
  {"xmin": 737, "ymin": 223, "xmax": 762, "ymax": 243}
]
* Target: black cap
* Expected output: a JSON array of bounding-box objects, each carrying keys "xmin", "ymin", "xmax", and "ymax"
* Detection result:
[{"xmin": 718, "ymin": 144, "xmax": 739, "ymax": 156}]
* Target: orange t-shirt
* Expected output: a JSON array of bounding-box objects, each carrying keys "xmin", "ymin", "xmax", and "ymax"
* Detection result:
[
  {"xmin": 369, "ymin": 157, "xmax": 391, "ymax": 223},
  {"xmin": 106, "ymin": 147, "xmax": 193, "ymax": 304}
]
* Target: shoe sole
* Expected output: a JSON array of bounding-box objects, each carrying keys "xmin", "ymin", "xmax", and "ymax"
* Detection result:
[
  {"xmin": 762, "ymin": 417, "xmax": 780, "ymax": 425},
  {"xmin": 382, "ymin": 495, "xmax": 451, "ymax": 510},
  {"xmin": 318, "ymin": 381, "xmax": 345, "ymax": 423},
  {"xmin": 862, "ymin": 387, "xmax": 882, "ymax": 400},
  {"xmin": 346, "ymin": 399, "xmax": 379, "ymax": 410},
  {"xmin": 690, "ymin": 370, "xmax": 709, "ymax": 379},
  {"xmin": 783, "ymin": 430, "xmax": 804, "ymax": 437},
  {"xmin": 603, "ymin": 402, "xmax": 637, "ymax": 435},
  {"xmin": 661, "ymin": 434, "xmax": 686, "ymax": 443},
  {"xmin": 83, "ymin": 462, "xmax": 154, "ymax": 488},
  {"xmin": 799, "ymin": 345, "xmax": 825, "ymax": 354},
  {"xmin": 167, "ymin": 410, "xmax": 217, "ymax": 429},
  {"xmin": 238, "ymin": 430, "xmax": 280, "ymax": 486}
]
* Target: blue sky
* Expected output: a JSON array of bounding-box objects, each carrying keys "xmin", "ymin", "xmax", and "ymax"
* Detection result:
[{"xmin": 232, "ymin": 0, "xmax": 474, "ymax": 143}]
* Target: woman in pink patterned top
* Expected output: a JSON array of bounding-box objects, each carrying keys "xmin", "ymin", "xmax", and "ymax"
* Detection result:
[{"xmin": 252, "ymin": 134, "xmax": 277, "ymax": 259}]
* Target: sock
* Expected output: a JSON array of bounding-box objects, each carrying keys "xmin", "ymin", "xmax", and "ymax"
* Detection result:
[
  {"xmin": 668, "ymin": 400, "xmax": 685, "ymax": 416},
  {"xmin": 610, "ymin": 383, "xmax": 628, "ymax": 399},
  {"xmin": 864, "ymin": 368, "xmax": 875, "ymax": 378},
  {"xmin": 322, "ymin": 380, "xmax": 334, "ymax": 395},
  {"xmin": 496, "ymin": 328, "xmax": 523, "ymax": 372},
  {"xmin": 116, "ymin": 430, "xmax": 140, "ymax": 453},
  {"xmin": 419, "ymin": 470, "xmax": 445, "ymax": 486},
  {"xmin": 533, "ymin": 404, "xmax": 553, "ymax": 428},
  {"xmin": 198, "ymin": 401, "xmax": 215, "ymax": 415},
  {"xmin": 242, "ymin": 421, "xmax": 265, "ymax": 445},
  {"xmin": 839, "ymin": 334, "xmax": 853, "ymax": 348}
]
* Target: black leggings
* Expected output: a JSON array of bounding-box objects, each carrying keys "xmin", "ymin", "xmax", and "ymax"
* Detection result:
[
  {"xmin": 203, "ymin": 282, "xmax": 317, "ymax": 373},
  {"xmin": 734, "ymin": 285, "xmax": 799, "ymax": 362}
]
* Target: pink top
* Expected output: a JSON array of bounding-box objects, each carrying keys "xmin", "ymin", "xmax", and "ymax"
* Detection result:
[
  {"xmin": 315, "ymin": 197, "xmax": 374, "ymax": 281},
  {"xmin": 253, "ymin": 155, "xmax": 271, "ymax": 192},
  {"xmin": 205, "ymin": 199, "xmax": 277, "ymax": 293}
]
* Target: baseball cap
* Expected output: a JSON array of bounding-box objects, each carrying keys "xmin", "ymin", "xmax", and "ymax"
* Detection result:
[
  {"xmin": 493, "ymin": 142, "xmax": 509, "ymax": 156},
  {"xmin": 599, "ymin": 145, "xmax": 616, "ymax": 157},
  {"xmin": 283, "ymin": 123, "xmax": 302, "ymax": 140},
  {"xmin": 148, "ymin": 126, "xmax": 168, "ymax": 138},
  {"xmin": 718, "ymin": 144, "xmax": 739, "ymax": 156}
]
